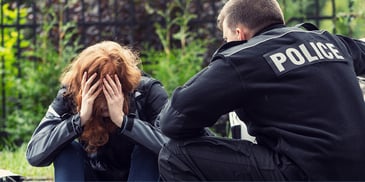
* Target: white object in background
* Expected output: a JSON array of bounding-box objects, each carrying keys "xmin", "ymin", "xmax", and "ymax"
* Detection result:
[
  {"xmin": 229, "ymin": 112, "xmax": 256, "ymax": 143},
  {"xmin": 0, "ymin": 169, "xmax": 23, "ymax": 181}
]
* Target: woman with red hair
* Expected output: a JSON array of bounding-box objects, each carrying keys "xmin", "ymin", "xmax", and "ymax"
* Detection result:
[{"xmin": 26, "ymin": 41, "xmax": 169, "ymax": 181}]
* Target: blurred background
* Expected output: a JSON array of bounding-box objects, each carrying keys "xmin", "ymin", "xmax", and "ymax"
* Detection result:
[{"xmin": 0, "ymin": 0, "xmax": 364, "ymax": 180}]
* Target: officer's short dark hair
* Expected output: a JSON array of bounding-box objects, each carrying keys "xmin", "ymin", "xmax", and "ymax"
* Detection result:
[{"xmin": 217, "ymin": 0, "xmax": 285, "ymax": 33}]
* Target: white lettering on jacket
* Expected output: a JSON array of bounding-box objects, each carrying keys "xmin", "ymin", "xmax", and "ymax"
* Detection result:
[{"xmin": 264, "ymin": 41, "xmax": 345, "ymax": 76}]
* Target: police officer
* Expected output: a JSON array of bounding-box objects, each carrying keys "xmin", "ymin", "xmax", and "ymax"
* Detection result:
[{"xmin": 158, "ymin": 0, "xmax": 365, "ymax": 181}]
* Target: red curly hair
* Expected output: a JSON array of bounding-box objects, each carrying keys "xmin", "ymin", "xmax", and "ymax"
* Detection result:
[{"xmin": 60, "ymin": 41, "xmax": 142, "ymax": 153}]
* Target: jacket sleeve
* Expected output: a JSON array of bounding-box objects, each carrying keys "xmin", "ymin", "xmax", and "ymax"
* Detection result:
[
  {"xmin": 26, "ymin": 87, "xmax": 82, "ymax": 167},
  {"xmin": 337, "ymin": 36, "xmax": 365, "ymax": 76},
  {"xmin": 160, "ymin": 58, "xmax": 244, "ymax": 139},
  {"xmin": 119, "ymin": 81, "xmax": 169, "ymax": 154}
]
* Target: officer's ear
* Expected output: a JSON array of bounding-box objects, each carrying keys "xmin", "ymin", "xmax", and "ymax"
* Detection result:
[{"xmin": 235, "ymin": 24, "xmax": 251, "ymax": 41}]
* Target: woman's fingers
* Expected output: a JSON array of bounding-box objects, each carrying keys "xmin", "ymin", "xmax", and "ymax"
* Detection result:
[
  {"xmin": 103, "ymin": 74, "xmax": 122, "ymax": 97},
  {"xmin": 106, "ymin": 74, "xmax": 119, "ymax": 94},
  {"xmin": 83, "ymin": 73, "xmax": 97, "ymax": 93},
  {"xmin": 90, "ymin": 81, "xmax": 102, "ymax": 99},
  {"xmin": 89, "ymin": 80, "xmax": 101, "ymax": 94},
  {"xmin": 81, "ymin": 72, "xmax": 87, "ymax": 89},
  {"xmin": 102, "ymin": 74, "xmax": 125, "ymax": 127},
  {"xmin": 103, "ymin": 76, "xmax": 114, "ymax": 97},
  {"xmin": 103, "ymin": 84, "xmax": 111, "ymax": 101},
  {"xmin": 114, "ymin": 74, "xmax": 122, "ymax": 94},
  {"xmin": 80, "ymin": 73, "xmax": 99, "ymax": 126}
]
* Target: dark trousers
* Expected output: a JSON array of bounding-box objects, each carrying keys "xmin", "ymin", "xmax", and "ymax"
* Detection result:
[
  {"xmin": 128, "ymin": 145, "xmax": 160, "ymax": 181},
  {"xmin": 158, "ymin": 136, "xmax": 307, "ymax": 181},
  {"xmin": 54, "ymin": 141, "xmax": 85, "ymax": 181},
  {"xmin": 54, "ymin": 141, "xmax": 160, "ymax": 182}
]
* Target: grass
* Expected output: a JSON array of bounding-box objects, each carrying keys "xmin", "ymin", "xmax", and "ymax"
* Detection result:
[{"xmin": 0, "ymin": 144, "xmax": 54, "ymax": 181}]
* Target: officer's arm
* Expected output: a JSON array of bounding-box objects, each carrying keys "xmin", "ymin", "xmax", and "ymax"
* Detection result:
[
  {"xmin": 144, "ymin": 81, "xmax": 169, "ymax": 124},
  {"xmin": 337, "ymin": 35, "xmax": 365, "ymax": 76},
  {"xmin": 160, "ymin": 58, "xmax": 244, "ymax": 139}
]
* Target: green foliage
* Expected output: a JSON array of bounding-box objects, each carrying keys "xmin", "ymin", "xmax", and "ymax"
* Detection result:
[
  {"xmin": 332, "ymin": 0, "xmax": 365, "ymax": 38},
  {"xmin": 278, "ymin": 0, "xmax": 327, "ymax": 26},
  {"xmin": 2, "ymin": 5, "xmax": 81, "ymax": 149},
  {"xmin": 0, "ymin": 144, "xmax": 53, "ymax": 180},
  {"xmin": 0, "ymin": 4, "xmax": 28, "ymax": 118},
  {"xmin": 142, "ymin": 0, "xmax": 209, "ymax": 95},
  {"xmin": 278, "ymin": 0, "xmax": 365, "ymax": 38},
  {"xmin": 143, "ymin": 40, "xmax": 206, "ymax": 94},
  {"xmin": 0, "ymin": 3, "xmax": 30, "ymax": 149}
]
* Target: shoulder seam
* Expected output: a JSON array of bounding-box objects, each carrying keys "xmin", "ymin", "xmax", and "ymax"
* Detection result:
[{"xmin": 220, "ymin": 28, "xmax": 326, "ymax": 57}]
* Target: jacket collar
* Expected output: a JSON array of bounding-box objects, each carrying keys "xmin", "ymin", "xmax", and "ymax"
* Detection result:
[
  {"xmin": 253, "ymin": 23, "xmax": 285, "ymax": 37},
  {"xmin": 222, "ymin": 23, "xmax": 285, "ymax": 47},
  {"xmin": 211, "ymin": 23, "xmax": 285, "ymax": 62}
]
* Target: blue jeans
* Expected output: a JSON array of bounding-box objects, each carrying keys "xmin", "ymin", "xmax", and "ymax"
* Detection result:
[
  {"xmin": 54, "ymin": 141, "xmax": 159, "ymax": 181},
  {"xmin": 128, "ymin": 145, "xmax": 159, "ymax": 181},
  {"xmin": 53, "ymin": 141, "xmax": 85, "ymax": 181}
]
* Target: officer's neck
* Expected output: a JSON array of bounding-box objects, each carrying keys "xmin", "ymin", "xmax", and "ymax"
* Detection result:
[{"xmin": 253, "ymin": 23, "xmax": 285, "ymax": 37}]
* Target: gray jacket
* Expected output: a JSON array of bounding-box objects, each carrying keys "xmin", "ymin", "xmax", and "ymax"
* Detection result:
[{"xmin": 26, "ymin": 76, "xmax": 169, "ymax": 167}]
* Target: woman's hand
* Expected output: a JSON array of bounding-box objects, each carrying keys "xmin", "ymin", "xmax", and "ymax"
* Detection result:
[
  {"xmin": 103, "ymin": 74, "xmax": 125, "ymax": 128},
  {"xmin": 80, "ymin": 72, "xmax": 102, "ymax": 126}
]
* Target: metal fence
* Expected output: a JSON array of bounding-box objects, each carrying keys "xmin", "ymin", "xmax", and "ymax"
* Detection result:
[{"xmin": 0, "ymin": 0, "xmax": 354, "ymax": 131}]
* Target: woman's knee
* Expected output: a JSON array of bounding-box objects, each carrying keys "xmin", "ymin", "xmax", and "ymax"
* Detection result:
[
  {"xmin": 54, "ymin": 141, "xmax": 86, "ymax": 181},
  {"xmin": 54, "ymin": 141, "xmax": 85, "ymax": 166}
]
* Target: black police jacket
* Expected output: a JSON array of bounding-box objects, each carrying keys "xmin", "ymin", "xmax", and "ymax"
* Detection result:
[
  {"xmin": 26, "ymin": 76, "xmax": 169, "ymax": 173},
  {"xmin": 160, "ymin": 24, "xmax": 365, "ymax": 180}
]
